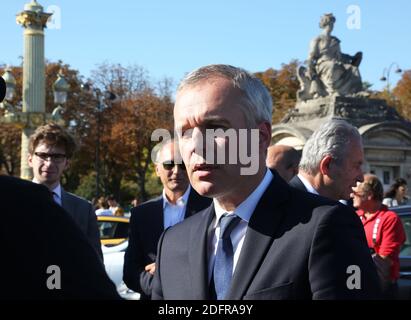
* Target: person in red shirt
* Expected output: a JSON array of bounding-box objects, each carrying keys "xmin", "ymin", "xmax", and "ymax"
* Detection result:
[{"xmin": 353, "ymin": 174, "xmax": 406, "ymax": 299}]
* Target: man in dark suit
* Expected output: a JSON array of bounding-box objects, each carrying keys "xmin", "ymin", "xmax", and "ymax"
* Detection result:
[
  {"xmin": 289, "ymin": 119, "xmax": 362, "ymax": 206},
  {"xmin": 28, "ymin": 123, "xmax": 102, "ymax": 259},
  {"xmin": 0, "ymin": 175, "xmax": 120, "ymax": 300},
  {"xmin": 123, "ymin": 139, "xmax": 211, "ymax": 300},
  {"xmin": 152, "ymin": 64, "xmax": 380, "ymax": 300}
]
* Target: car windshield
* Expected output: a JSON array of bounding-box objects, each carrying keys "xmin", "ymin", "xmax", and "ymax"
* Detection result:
[{"xmin": 97, "ymin": 220, "xmax": 129, "ymax": 239}]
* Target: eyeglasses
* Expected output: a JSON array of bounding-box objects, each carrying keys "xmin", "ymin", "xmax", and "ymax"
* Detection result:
[
  {"xmin": 34, "ymin": 152, "xmax": 67, "ymax": 163},
  {"xmin": 162, "ymin": 161, "xmax": 186, "ymax": 171},
  {"xmin": 352, "ymin": 190, "xmax": 366, "ymax": 198}
]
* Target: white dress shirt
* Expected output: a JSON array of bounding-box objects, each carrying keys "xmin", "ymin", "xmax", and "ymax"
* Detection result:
[
  {"xmin": 208, "ymin": 169, "xmax": 273, "ymax": 282},
  {"xmin": 32, "ymin": 179, "xmax": 62, "ymax": 206},
  {"xmin": 163, "ymin": 186, "xmax": 191, "ymax": 229}
]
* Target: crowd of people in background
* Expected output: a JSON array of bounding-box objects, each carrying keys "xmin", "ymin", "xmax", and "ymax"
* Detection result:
[{"xmin": 93, "ymin": 195, "xmax": 127, "ymax": 217}]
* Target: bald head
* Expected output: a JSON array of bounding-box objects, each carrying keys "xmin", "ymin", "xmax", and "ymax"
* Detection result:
[{"xmin": 266, "ymin": 145, "xmax": 300, "ymax": 182}]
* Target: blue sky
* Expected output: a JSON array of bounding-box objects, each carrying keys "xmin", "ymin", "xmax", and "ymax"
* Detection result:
[{"xmin": 1, "ymin": 0, "xmax": 410, "ymax": 92}]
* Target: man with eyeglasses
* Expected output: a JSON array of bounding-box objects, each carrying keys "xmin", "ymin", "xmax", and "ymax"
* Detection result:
[
  {"xmin": 28, "ymin": 123, "xmax": 103, "ymax": 260},
  {"xmin": 352, "ymin": 174, "xmax": 406, "ymax": 299},
  {"xmin": 123, "ymin": 139, "xmax": 211, "ymax": 300}
]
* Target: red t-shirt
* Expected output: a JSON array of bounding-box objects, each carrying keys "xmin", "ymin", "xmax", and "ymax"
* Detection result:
[{"xmin": 357, "ymin": 205, "xmax": 406, "ymax": 280}]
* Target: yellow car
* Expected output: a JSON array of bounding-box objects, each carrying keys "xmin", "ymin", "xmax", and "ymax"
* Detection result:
[{"xmin": 97, "ymin": 215, "xmax": 130, "ymax": 246}]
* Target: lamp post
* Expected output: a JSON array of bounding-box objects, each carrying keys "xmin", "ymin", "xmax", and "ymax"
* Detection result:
[
  {"xmin": 81, "ymin": 83, "xmax": 116, "ymax": 198},
  {"xmin": 380, "ymin": 62, "xmax": 402, "ymax": 95},
  {"xmin": 0, "ymin": 1, "xmax": 72, "ymax": 179},
  {"xmin": 52, "ymin": 69, "xmax": 70, "ymax": 127}
]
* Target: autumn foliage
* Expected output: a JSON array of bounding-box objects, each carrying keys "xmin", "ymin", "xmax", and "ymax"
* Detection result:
[{"xmin": 1, "ymin": 60, "xmax": 410, "ymax": 204}]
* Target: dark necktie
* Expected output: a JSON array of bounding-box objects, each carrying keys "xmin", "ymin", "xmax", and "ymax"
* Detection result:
[{"xmin": 213, "ymin": 214, "xmax": 241, "ymax": 300}]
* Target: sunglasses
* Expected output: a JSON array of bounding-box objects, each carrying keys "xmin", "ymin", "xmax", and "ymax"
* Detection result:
[
  {"xmin": 34, "ymin": 152, "xmax": 67, "ymax": 163},
  {"xmin": 352, "ymin": 190, "xmax": 366, "ymax": 198},
  {"xmin": 162, "ymin": 161, "xmax": 186, "ymax": 171}
]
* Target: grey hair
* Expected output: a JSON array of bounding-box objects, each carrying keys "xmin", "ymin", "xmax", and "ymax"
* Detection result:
[
  {"xmin": 299, "ymin": 119, "xmax": 362, "ymax": 175},
  {"xmin": 177, "ymin": 64, "xmax": 273, "ymax": 127}
]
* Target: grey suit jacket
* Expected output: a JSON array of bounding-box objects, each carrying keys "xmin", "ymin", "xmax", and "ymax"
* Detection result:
[{"xmin": 61, "ymin": 189, "xmax": 103, "ymax": 260}]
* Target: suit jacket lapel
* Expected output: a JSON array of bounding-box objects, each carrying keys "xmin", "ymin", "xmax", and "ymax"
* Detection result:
[
  {"xmin": 60, "ymin": 189, "xmax": 75, "ymax": 218},
  {"xmin": 152, "ymin": 197, "xmax": 165, "ymax": 235},
  {"xmin": 188, "ymin": 204, "xmax": 214, "ymax": 299},
  {"xmin": 226, "ymin": 171, "xmax": 291, "ymax": 299}
]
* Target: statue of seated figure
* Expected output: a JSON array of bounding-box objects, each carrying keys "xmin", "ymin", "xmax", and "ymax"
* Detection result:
[{"xmin": 297, "ymin": 13, "xmax": 363, "ymax": 101}]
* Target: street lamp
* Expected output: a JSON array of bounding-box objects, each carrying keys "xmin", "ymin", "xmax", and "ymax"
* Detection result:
[
  {"xmin": 380, "ymin": 62, "xmax": 402, "ymax": 94},
  {"xmin": 81, "ymin": 82, "xmax": 116, "ymax": 198},
  {"xmin": 3, "ymin": 67, "xmax": 16, "ymax": 102},
  {"xmin": 1, "ymin": 67, "xmax": 70, "ymax": 125},
  {"xmin": 52, "ymin": 69, "xmax": 70, "ymax": 126}
]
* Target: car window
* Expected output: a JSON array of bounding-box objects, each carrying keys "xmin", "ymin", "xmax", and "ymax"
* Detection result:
[
  {"xmin": 400, "ymin": 215, "xmax": 411, "ymax": 256},
  {"xmin": 98, "ymin": 221, "xmax": 117, "ymax": 239},
  {"xmin": 113, "ymin": 222, "xmax": 130, "ymax": 239}
]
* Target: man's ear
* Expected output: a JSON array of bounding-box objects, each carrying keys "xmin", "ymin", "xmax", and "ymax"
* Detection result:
[
  {"xmin": 28, "ymin": 153, "xmax": 33, "ymax": 168},
  {"xmin": 64, "ymin": 159, "xmax": 70, "ymax": 170},
  {"xmin": 258, "ymin": 121, "xmax": 272, "ymax": 151},
  {"xmin": 319, "ymin": 155, "xmax": 333, "ymax": 175},
  {"xmin": 155, "ymin": 163, "xmax": 161, "ymax": 177}
]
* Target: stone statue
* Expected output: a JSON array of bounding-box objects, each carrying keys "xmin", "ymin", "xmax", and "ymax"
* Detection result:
[{"xmin": 297, "ymin": 13, "xmax": 363, "ymax": 101}]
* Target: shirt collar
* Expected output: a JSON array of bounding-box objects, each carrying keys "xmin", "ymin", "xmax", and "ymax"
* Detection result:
[
  {"xmin": 297, "ymin": 173, "xmax": 319, "ymax": 195},
  {"xmin": 162, "ymin": 185, "xmax": 191, "ymax": 209},
  {"xmin": 32, "ymin": 179, "xmax": 62, "ymax": 199},
  {"xmin": 214, "ymin": 168, "xmax": 273, "ymax": 223},
  {"xmin": 52, "ymin": 184, "xmax": 62, "ymax": 200}
]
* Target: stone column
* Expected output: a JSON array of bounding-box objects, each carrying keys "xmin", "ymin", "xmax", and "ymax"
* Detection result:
[{"xmin": 16, "ymin": 1, "xmax": 52, "ymax": 180}]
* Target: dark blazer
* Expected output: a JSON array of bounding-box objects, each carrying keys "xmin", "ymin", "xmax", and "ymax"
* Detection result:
[
  {"xmin": 289, "ymin": 175, "xmax": 354, "ymax": 208},
  {"xmin": 152, "ymin": 170, "xmax": 381, "ymax": 300},
  {"xmin": 0, "ymin": 176, "xmax": 120, "ymax": 299},
  {"xmin": 289, "ymin": 175, "xmax": 308, "ymax": 192},
  {"xmin": 61, "ymin": 189, "xmax": 103, "ymax": 260},
  {"xmin": 123, "ymin": 188, "xmax": 212, "ymax": 300}
]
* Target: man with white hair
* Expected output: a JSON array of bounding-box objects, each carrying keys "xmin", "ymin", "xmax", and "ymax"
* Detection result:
[
  {"xmin": 152, "ymin": 64, "xmax": 380, "ymax": 300},
  {"xmin": 123, "ymin": 139, "xmax": 211, "ymax": 300},
  {"xmin": 290, "ymin": 119, "xmax": 364, "ymax": 202}
]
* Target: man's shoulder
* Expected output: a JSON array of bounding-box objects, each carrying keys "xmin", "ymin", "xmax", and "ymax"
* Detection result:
[
  {"xmin": 278, "ymin": 175, "xmax": 336, "ymax": 208},
  {"xmin": 1, "ymin": 175, "xmax": 48, "ymax": 195},
  {"xmin": 272, "ymin": 178, "xmax": 356, "ymax": 226},
  {"xmin": 380, "ymin": 207, "xmax": 403, "ymax": 223},
  {"xmin": 62, "ymin": 190, "xmax": 92, "ymax": 207},
  {"xmin": 164, "ymin": 205, "xmax": 212, "ymax": 234},
  {"xmin": 130, "ymin": 196, "xmax": 162, "ymax": 217},
  {"xmin": 288, "ymin": 175, "xmax": 307, "ymax": 192},
  {"xmin": 132, "ymin": 196, "xmax": 162, "ymax": 210}
]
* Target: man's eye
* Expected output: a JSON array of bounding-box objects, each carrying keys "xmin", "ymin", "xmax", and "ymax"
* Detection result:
[
  {"xmin": 182, "ymin": 128, "xmax": 193, "ymax": 138},
  {"xmin": 207, "ymin": 124, "xmax": 226, "ymax": 131}
]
